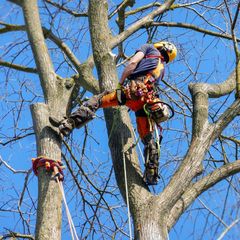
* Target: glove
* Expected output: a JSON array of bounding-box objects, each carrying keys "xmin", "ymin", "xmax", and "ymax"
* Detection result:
[{"xmin": 117, "ymin": 82, "xmax": 123, "ymax": 90}]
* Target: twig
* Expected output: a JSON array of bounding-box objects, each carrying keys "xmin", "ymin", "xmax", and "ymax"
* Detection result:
[
  {"xmin": 150, "ymin": 22, "xmax": 240, "ymax": 42},
  {"xmin": 217, "ymin": 218, "xmax": 240, "ymax": 240},
  {"xmin": 0, "ymin": 156, "xmax": 29, "ymax": 174},
  {"xmin": 44, "ymin": 0, "xmax": 88, "ymax": 17},
  {"xmin": 0, "ymin": 230, "xmax": 34, "ymax": 240}
]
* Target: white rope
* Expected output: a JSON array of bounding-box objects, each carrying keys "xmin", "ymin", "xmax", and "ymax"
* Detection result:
[
  {"xmin": 123, "ymin": 153, "xmax": 133, "ymax": 240},
  {"xmin": 132, "ymin": 128, "xmax": 145, "ymax": 165},
  {"xmin": 154, "ymin": 124, "xmax": 159, "ymax": 143},
  {"xmin": 56, "ymin": 178, "xmax": 79, "ymax": 240}
]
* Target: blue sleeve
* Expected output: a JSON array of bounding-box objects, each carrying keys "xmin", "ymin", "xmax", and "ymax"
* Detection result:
[{"xmin": 135, "ymin": 44, "xmax": 153, "ymax": 56}]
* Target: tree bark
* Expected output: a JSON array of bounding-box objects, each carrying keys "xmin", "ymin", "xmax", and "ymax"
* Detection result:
[
  {"xmin": 134, "ymin": 199, "xmax": 169, "ymax": 240},
  {"xmin": 31, "ymin": 104, "xmax": 62, "ymax": 240}
]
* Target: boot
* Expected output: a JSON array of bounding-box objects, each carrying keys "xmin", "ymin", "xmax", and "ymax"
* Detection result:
[
  {"xmin": 142, "ymin": 134, "xmax": 160, "ymax": 185},
  {"xmin": 49, "ymin": 92, "xmax": 108, "ymax": 136},
  {"xmin": 58, "ymin": 117, "xmax": 75, "ymax": 136},
  {"xmin": 49, "ymin": 116, "xmax": 75, "ymax": 136},
  {"xmin": 143, "ymin": 162, "xmax": 159, "ymax": 185}
]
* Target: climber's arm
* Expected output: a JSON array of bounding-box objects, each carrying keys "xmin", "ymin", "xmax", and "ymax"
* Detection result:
[{"xmin": 119, "ymin": 51, "xmax": 144, "ymax": 85}]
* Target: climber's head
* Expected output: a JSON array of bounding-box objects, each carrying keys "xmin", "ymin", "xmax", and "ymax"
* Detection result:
[{"xmin": 154, "ymin": 41, "xmax": 177, "ymax": 63}]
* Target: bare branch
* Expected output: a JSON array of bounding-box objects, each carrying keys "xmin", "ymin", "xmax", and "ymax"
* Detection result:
[
  {"xmin": 151, "ymin": 22, "xmax": 240, "ymax": 42},
  {"xmin": 0, "ymin": 156, "xmax": 29, "ymax": 174},
  {"xmin": 0, "ymin": 60, "xmax": 37, "ymax": 73},
  {"xmin": 168, "ymin": 160, "xmax": 240, "ymax": 229},
  {"xmin": 217, "ymin": 219, "xmax": 240, "ymax": 240},
  {"xmin": 42, "ymin": 28, "xmax": 99, "ymax": 93},
  {"xmin": 232, "ymin": 2, "xmax": 240, "ymax": 31},
  {"xmin": 0, "ymin": 231, "xmax": 34, "ymax": 240},
  {"xmin": 188, "ymin": 70, "xmax": 236, "ymax": 137},
  {"xmin": 109, "ymin": 0, "xmax": 135, "ymax": 19},
  {"xmin": 0, "ymin": 21, "xmax": 98, "ymax": 93},
  {"xmin": 44, "ymin": 0, "xmax": 88, "ymax": 17},
  {"xmin": 221, "ymin": 135, "xmax": 240, "ymax": 146},
  {"xmin": 0, "ymin": 22, "xmax": 25, "ymax": 34}
]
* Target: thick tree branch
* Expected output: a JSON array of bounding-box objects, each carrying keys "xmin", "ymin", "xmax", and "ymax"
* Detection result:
[
  {"xmin": 21, "ymin": 0, "xmax": 58, "ymax": 104},
  {"xmin": 189, "ymin": 70, "xmax": 236, "ymax": 137},
  {"xmin": 189, "ymin": 70, "xmax": 236, "ymax": 98},
  {"xmin": 213, "ymin": 98, "xmax": 240, "ymax": 138},
  {"xmin": 124, "ymin": 0, "xmax": 206, "ymax": 17},
  {"xmin": 167, "ymin": 160, "xmax": 240, "ymax": 229},
  {"xmin": 88, "ymin": 2, "xmax": 154, "ymax": 238}
]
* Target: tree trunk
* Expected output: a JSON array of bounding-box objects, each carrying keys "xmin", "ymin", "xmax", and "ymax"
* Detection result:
[
  {"xmin": 134, "ymin": 206, "xmax": 168, "ymax": 240},
  {"xmin": 31, "ymin": 103, "xmax": 62, "ymax": 240},
  {"xmin": 19, "ymin": 0, "xmax": 70, "ymax": 238}
]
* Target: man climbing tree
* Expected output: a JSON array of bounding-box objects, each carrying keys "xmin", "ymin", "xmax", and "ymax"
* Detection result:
[{"xmin": 51, "ymin": 41, "xmax": 177, "ymax": 185}]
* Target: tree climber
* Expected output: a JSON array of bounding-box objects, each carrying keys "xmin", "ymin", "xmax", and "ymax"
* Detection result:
[{"xmin": 51, "ymin": 41, "xmax": 177, "ymax": 185}]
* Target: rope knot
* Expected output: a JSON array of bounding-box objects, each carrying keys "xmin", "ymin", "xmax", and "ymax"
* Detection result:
[{"xmin": 32, "ymin": 156, "xmax": 65, "ymax": 181}]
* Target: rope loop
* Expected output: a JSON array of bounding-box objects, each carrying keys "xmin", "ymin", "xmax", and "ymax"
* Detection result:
[{"xmin": 32, "ymin": 156, "xmax": 65, "ymax": 181}]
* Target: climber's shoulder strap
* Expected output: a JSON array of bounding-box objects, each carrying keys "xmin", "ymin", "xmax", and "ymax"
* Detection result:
[
  {"xmin": 145, "ymin": 55, "xmax": 162, "ymax": 59},
  {"xmin": 144, "ymin": 55, "xmax": 165, "ymax": 82}
]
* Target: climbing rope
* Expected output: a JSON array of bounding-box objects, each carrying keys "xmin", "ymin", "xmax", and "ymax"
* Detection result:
[
  {"xmin": 108, "ymin": 109, "xmax": 133, "ymax": 239},
  {"xmin": 122, "ymin": 143, "xmax": 133, "ymax": 240},
  {"xmin": 132, "ymin": 128, "xmax": 145, "ymax": 166},
  {"xmin": 56, "ymin": 177, "xmax": 79, "ymax": 240}
]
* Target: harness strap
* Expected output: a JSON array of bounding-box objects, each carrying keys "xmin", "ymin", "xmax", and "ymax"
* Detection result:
[
  {"xmin": 145, "ymin": 55, "xmax": 163, "ymax": 60},
  {"xmin": 144, "ymin": 56, "xmax": 165, "ymax": 84}
]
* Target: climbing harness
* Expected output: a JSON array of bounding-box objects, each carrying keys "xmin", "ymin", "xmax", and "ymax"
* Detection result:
[{"xmin": 32, "ymin": 156, "xmax": 64, "ymax": 181}]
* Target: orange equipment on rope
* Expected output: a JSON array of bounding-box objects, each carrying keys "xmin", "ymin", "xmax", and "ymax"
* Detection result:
[{"xmin": 32, "ymin": 156, "xmax": 64, "ymax": 181}]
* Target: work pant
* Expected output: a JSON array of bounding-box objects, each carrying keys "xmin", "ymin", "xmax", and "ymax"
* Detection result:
[
  {"xmin": 101, "ymin": 90, "xmax": 154, "ymax": 140},
  {"xmin": 101, "ymin": 90, "xmax": 159, "ymax": 171}
]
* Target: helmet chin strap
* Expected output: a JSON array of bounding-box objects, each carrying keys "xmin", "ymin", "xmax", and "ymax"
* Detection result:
[{"xmin": 159, "ymin": 48, "xmax": 169, "ymax": 63}]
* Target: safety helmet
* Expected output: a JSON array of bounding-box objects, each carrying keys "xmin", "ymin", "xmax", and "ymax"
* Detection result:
[{"xmin": 153, "ymin": 41, "xmax": 177, "ymax": 63}]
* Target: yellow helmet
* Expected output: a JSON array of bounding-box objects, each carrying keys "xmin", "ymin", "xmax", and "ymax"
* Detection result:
[{"xmin": 153, "ymin": 41, "xmax": 177, "ymax": 63}]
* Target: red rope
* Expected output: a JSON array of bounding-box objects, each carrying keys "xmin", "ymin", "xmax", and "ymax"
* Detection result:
[{"xmin": 32, "ymin": 156, "xmax": 64, "ymax": 181}]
